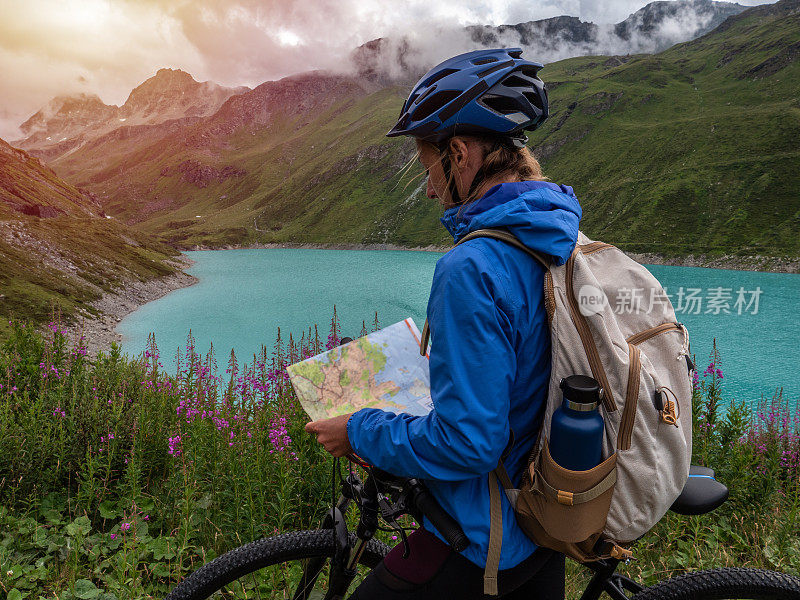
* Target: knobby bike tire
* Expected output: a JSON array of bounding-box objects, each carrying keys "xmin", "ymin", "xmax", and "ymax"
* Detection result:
[
  {"xmin": 633, "ymin": 567, "xmax": 800, "ymax": 600},
  {"xmin": 166, "ymin": 529, "xmax": 391, "ymax": 600}
]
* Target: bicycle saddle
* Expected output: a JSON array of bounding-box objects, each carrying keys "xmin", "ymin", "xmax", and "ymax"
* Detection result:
[{"xmin": 670, "ymin": 465, "xmax": 729, "ymax": 515}]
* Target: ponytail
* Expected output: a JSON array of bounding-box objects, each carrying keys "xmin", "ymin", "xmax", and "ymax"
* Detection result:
[{"xmin": 423, "ymin": 136, "xmax": 546, "ymax": 209}]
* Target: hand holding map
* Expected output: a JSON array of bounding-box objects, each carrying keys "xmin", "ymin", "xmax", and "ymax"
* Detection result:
[{"xmin": 287, "ymin": 318, "xmax": 433, "ymax": 422}]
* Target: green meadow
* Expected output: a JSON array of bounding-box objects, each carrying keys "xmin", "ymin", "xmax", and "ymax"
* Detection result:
[{"xmin": 1, "ymin": 315, "xmax": 798, "ymax": 599}]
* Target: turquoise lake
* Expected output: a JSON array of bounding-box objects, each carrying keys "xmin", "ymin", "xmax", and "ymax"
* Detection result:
[{"xmin": 117, "ymin": 249, "xmax": 800, "ymax": 409}]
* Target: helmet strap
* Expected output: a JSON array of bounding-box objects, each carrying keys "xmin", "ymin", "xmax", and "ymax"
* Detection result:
[
  {"xmin": 438, "ymin": 142, "xmax": 465, "ymax": 206},
  {"xmin": 437, "ymin": 134, "xmax": 526, "ymax": 206}
]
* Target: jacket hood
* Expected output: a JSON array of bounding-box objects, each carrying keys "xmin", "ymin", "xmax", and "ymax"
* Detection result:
[{"xmin": 440, "ymin": 180, "xmax": 582, "ymax": 266}]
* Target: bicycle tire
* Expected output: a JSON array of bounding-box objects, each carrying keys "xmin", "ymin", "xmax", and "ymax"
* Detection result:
[
  {"xmin": 633, "ymin": 567, "xmax": 800, "ymax": 600},
  {"xmin": 166, "ymin": 529, "xmax": 391, "ymax": 600}
]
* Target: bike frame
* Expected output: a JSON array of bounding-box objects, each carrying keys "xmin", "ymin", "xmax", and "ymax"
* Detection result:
[{"xmin": 296, "ymin": 468, "xmax": 645, "ymax": 600}]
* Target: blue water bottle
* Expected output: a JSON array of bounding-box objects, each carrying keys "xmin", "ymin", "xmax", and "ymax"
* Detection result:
[{"xmin": 549, "ymin": 375, "xmax": 605, "ymax": 471}]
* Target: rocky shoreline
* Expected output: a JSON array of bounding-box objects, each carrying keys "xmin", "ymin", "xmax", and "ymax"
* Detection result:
[
  {"xmin": 61, "ymin": 256, "xmax": 199, "ymax": 357},
  {"xmin": 623, "ymin": 252, "xmax": 800, "ymax": 274},
  {"xmin": 192, "ymin": 242, "xmax": 800, "ymax": 274},
  {"xmin": 189, "ymin": 241, "xmax": 451, "ymax": 253},
  {"xmin": 60, "ymin": 243, "xmax": 797, "ymax": 357}
]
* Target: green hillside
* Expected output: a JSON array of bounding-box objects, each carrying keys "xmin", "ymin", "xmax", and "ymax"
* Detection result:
[
  {"xmin": 528, "ymin": 0, "xmax": 800, "ymax": 257},
  {"xmin": 50, "ymin": 0, "xmax": 800, "ymax": 258},
  {"xmin": 0, "ymin": 139, "xmax": 182, "ymax": 341}
]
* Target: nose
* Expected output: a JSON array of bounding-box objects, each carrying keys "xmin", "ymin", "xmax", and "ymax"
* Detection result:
[{"xmin": 426, "ymin": 175, "xmax": 437, "ymax": 199}]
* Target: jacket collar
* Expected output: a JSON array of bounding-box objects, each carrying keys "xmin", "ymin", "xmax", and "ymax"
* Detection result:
[{"xmin": 439, "ymin": 180, "xmax": 582, "ymax": 267}]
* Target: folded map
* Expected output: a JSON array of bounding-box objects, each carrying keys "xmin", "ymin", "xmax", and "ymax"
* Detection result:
[{"xmin": 286, "ymin": 318, "xmax": 433, "ymax": 422}]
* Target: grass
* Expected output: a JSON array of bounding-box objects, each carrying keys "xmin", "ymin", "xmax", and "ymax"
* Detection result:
[
  {"xmin": 0, "ymin": 138, "xmax": 184, "ymax": 340},
  {"xmin": 0, "ymin": 215, "xmax": 181, "ymax": 345},
  {"xmin": 1, "ymin": 314, "xmax": 799, "ymax": 599}
]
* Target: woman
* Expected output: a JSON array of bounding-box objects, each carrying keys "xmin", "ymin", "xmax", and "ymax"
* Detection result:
[{"xmin": 306, "ymin": 48, "xmax": 582, "ymax": 599}]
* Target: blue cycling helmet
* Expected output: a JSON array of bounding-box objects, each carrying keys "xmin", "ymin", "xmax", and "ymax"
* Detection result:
[{"xmin": 386, "ymin": 47, "xmax": 548, "ymax": 148}]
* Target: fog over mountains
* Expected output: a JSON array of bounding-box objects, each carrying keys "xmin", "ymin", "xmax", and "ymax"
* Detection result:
[
  {"xmin": 13, "ymin": 0, "xmax": 746, "ymax": 156},
  {"xmin": 13, "ymin": 69, "xmax": 250, "ymax": 161},
  {"xmin": 351, "ymin": 0, "xmax": 746, "ymax": 80}
]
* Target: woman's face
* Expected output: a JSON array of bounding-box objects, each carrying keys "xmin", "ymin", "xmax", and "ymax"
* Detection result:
[{"xmin": 416, "ymin": 141, "xmax": 452, "ymax": 208}]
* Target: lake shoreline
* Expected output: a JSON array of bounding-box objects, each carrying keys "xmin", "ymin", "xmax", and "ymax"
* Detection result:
[
  {"xmin": 190, "ymin": 242, "xmax": 800, "ymax": 274},
  {"xmin": 61, "ymin": 255, "xmax": 199, "ymax": 357},
  {"xmin": 60, "ymin": 242, "xmax": 797, "ymax": 357}
]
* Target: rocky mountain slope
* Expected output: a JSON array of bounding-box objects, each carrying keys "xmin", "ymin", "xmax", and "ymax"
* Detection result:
[
  {"xmin": 613, "ymin": 0, "xmax": 746, "ymax": 43},
  {"xmin": 12, "ymin": 0, "xmax": 800, "ymax": 261},
  {"xmin": 13, "ymin": 69, "xmax": 249, "ymax": 163},
  {"xmin": 0, "ymin": 137, "xmax": 184, "ymax": 341},
  {"xmin": 354, "ymin": 0, "xmax": 747, "ymax": 80},
  {"xmin": 0, "ymin": 137, "xmax": 104, "ymax": 218}
]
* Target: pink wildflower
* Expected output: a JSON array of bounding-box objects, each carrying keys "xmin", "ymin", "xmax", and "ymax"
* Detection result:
[{"xmin": 168, "ymin": 435, "xmax": 183, "ymax": 456}]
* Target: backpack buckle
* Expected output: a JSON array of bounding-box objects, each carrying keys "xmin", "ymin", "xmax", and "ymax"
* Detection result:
[
  {"xmin": 556, "ymin": 490, "xmax": 574, "ymax": 506},
  {"xmin": 610, "ymin": 544, "xmax": 633, "ymax": 561}
]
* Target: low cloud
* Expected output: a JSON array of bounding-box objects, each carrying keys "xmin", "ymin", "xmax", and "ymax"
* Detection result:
[{"xmin": 0, "ymin": 0, "xmax": 776, "ymax": 142}]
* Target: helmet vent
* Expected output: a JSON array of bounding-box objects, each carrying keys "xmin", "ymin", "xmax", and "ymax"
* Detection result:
[
  {"xmin": 480, "ymin": 93, "xmax": 521, "ymax": 116},
  {"xmin": 477, "ymin": 59, "xmax": 514, "ymax": 78},
  {"xmin": 472, "ymin": 57, "xmax": 498, "ymax": 65},
  {"xmin": 523, "ymin": 91, "xmax": 544, "ymax": 111},
  {"xmin": 420, "ymin": 68, "xmax": 458, "ymax": 89},
  {"xmin": 502, "ymin": 75, "xmax": 532, "ymax": 89},
  {"xmin": 404, "ymin": 93, "xmax": 419, "ymax": 111},
  {"xmin": 413, "ymin": 84, "xmax": 437, "ymax": 106},
  {"xmin": 520, "ymin": 65, "xmax": 542, "ymax": 78},
  {"xmin": 413, "ymin": 90, "xmax": 461, "ymax": 121}
]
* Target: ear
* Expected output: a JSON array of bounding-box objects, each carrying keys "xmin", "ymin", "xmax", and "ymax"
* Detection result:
[{"xmin": 448, "ymin": 137, "xmax": 470, "ymax": 170}]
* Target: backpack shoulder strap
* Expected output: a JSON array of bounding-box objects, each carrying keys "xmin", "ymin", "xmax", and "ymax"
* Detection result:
[
  {"xmin": 418, "ymin": 228, "xmax": 550, "ymax": 356},
  {"xmin": 457, "ymin": 228, "xmax": 551, "ymax": 270}
]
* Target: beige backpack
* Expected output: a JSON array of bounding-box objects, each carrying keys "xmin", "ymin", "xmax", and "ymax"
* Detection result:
[{"xmin": 421, "ymin": 228, "xmax": 693, "ymax": 595}]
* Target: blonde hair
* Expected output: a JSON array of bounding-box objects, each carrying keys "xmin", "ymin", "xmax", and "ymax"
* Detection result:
[{"xmin": 417, "ymin": 136, "xmax": 546, "ymax": 208}]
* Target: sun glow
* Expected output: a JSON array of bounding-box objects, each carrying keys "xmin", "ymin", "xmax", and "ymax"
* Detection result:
[
  {"xmin": 276, "ymin": 29, "xmax": 302, "ymax": 47},
  {"xmin": 58, "ymin": 0, "xmax": 112, "ymax": 29}
]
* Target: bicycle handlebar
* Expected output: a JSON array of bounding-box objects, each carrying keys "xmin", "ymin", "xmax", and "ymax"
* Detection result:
[
  {"xmin": 364, "ymin": 466, "xmax": 470, "ymax": 552},
  {"xmin": 406, "ymin": 478, "xmax": 470, "ymax": 552},
  {"xmin": 334, "ymin": 340, "xmax": 469, "ymax": 551}
]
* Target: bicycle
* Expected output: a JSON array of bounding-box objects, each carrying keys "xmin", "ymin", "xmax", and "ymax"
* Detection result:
[{"xmin": 166, "ymin": 458, "xmax": 800, "ymax": 600}]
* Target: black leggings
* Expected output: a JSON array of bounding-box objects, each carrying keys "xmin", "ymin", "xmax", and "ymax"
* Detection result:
[{"xmin": 348, "ymin": 528, "xmax": 565, "ymax": 599}]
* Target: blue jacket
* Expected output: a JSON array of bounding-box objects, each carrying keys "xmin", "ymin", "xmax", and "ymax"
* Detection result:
[{"xmin": 347, "ymin": 180, "xmax": 582, "ymax": 569}]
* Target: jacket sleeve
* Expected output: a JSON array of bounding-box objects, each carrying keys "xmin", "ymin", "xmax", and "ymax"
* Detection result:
[{"xmin": 346, "ymin": 244, "xmax": 517, "ymax": 480}]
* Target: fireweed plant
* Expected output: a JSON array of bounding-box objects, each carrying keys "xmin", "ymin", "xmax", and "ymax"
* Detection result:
[{"xmin": 0, "ymin": 312, "xmax": 798, "ymax": 599}]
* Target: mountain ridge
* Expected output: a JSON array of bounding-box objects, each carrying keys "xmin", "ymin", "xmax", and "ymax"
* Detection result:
[
  {"xmin": 15, "ymin": 0, "xmax": 747, "ymax": 157},
  {"xmin": 355, "ymin": 0, "xmax": 747, "ymax": 80},
  {"xmin": 9, "ymin": 0, "xmax": 800, "ymax": 260},
  {"xmin": 12, "ymin": 68, "xmax": 250, "ymax": 161}
]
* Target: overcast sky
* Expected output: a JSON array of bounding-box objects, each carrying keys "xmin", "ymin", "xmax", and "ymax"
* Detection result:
[{"xmin": 0, "ymin": 0, "xmax": 776, "ymax": 141}]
